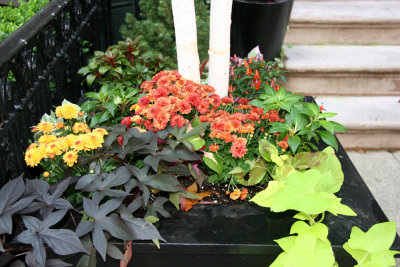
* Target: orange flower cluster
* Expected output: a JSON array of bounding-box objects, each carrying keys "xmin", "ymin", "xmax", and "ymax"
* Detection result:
[
  {"xmin": 127, "ymin": 70, "xmax": 287, "ymax": 160},
  {"xmin": 129, "ymin": 70, "xmax": 231, "ymax": 132}
]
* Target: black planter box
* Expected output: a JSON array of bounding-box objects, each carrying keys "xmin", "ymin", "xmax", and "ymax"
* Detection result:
[{"xmin": 93, "ymin": 141, "xmax": 400, "ymax": 267}]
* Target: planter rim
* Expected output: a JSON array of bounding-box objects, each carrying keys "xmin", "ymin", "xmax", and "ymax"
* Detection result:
[{"xmin": 233, "ymin": 0, "xmax": 291, "ymax": 5}]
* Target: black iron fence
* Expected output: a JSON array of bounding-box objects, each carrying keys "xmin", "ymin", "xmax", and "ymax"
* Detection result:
[{"xmin": 0, "ymin": 0, "xmax": 112, "ymax": 185}]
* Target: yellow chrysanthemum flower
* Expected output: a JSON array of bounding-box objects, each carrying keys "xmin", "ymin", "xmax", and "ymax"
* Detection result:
[
  {"xmin": 63, "ymin": 150, "xmax": 78, "ymax": 167},
  {"xmin": 55, "ymin": 104, "xmax": 79, "ymax": 120},
  {"xmin": 92, "ymin": 128, "xmax": 108, "ymax": 136},
  {"xmin": 72, "ymin": 122, "xmax": 89, "ymax": 134},
  {"xmin": 71, "ymin": 135, "xmax": 86, "ymax": 151},
  {"xmin": 45, "ymin": 140, "xmax": 62, "ymax": 156},
  {"xmin": 35, "ymin": 122, "xmax": 55, "ymax": 134},
  {"xmin": 84, "ymin": 133, "xmax": 104, "ymax": 150},
  {"xmin": 25, "ymin": 146, "xmax": 46, "ymax": 167},
  {"xmin": 38, "ymin": 134, "xmax": 58, "ymax": 144}
]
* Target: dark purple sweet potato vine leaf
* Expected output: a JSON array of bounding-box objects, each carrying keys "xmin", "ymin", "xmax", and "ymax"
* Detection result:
[
  {"xmin": 15, "ymin": 210, "xmax": 86, "ymax": 267},
  {"xmin": 22, "ymin": 178, "xmax": 73, "ymax": 219},
  {"xmin": 76, "ymin": 197, "xmax": 132, "ymax": 261},
  {"xmin": 75, "ymin": 166, "xmax": 132, "ymax": 198},
  {"xmin": 118, "ymin": 198, "xmax": 165, "ymax": 242},
  {"xmin": 0, "ymin": 176, "xmax": 35, "ymax": 236}
]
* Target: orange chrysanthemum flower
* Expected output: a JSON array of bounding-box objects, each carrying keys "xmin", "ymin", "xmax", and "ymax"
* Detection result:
[
  {"xmin": 230, "ymin": 138, "xmax": 248, "ymax": 158},
  {"xmin": 209, "ymin": 144, "xmax": 220, "ymax": 152},
  {"xmin": 35, "ymin": 122, "xmax": 55, "ymax": 134}
]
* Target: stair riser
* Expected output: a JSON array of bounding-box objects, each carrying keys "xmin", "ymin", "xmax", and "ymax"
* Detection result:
[
  {"xmin": 337, "ymin": 131, "xmax": 400, "ymax": 150},
  {"xmin": 285, "ymin": 25, "xmax": 400, "ymax": 45},
  {"xmin": 285, "ymin": 73, "xmax": 400, "ymax": 96}
]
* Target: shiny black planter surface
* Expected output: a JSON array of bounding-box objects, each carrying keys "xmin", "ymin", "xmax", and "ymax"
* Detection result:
[
  {"xmin": 96, "ymin": 141, "xmax": 400, "ymax": 267},
  {"xmin": 231, "ymin": 0, "xmax": 292, "ymax": 61}
]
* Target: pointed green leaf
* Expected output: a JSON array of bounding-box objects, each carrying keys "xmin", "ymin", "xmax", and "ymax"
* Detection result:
[
  {"xmin": 316, "ymin": 130, "xmax": 338, "ymax": 151},
  {"xmin": 288, "ymin": 136, "xmax": 300, "ymax": 153},
  {"xmin": 203, "ymin": 152, "xmax": 223, "ymax": 175}
]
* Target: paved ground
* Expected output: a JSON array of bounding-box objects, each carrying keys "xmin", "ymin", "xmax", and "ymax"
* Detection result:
[
  {"xmin": 346, "ymin": 150, "xmax": 400, "ymax": 265},
  {"xmin": 347, "ymin": 150, "xmax": 400, "ymax": 233}
]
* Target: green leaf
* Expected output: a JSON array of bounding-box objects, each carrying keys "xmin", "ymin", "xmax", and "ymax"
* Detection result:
[
  {"xmin": 316, "ymin": 130, "xmax": 338, "ymax": 151},
  {"xmin": 99, "ymin": 65, "xmax": 111, "ymax": 75},
  {"xmin": 102, "ymin": 101, "xmax": 116, "ymax": 117},
  {"xmin": 344, "ymin": 222, "xmax": 400, "ymax": 267},
  {"xmin": 270, "ymin": 169, "xmax": 336, "ymax": 214},
  {"xmin": 319, "ymin": 120, "xmax": 335, "ymax": 134},
  {"xmin": 288, "ymin": 136, "xmax": 300, "ymax": 153},
  {"xmin": 203, "ymin": 152, "xmax": 223, "ymax": 175},
  {"xmin": 268, "ymin": 122, "xmax": 289, "ymax": 134},
  {"xmin": 86, "ymin": 74, "xmax": 97, "ymax": 86},
  {"xmin": 327, "ymin": 198, "xmax": 356, "ymax": 216},
  {"xmin": 258, "ymin": 139, "xmax": 278, "ymax": 162},
  {"xmin": 78, "ymin": 66, "xmax": 91, "ymax": 75},
  {"xmin": 330, "ymin": 121, "xmax": 347, "ymax": 132},
  {"xmin": 250, "ymin": 181, "xmax": 283, "ymax": 208},
  {"xmin": 275, "ymin": 236, "xmax": 296, "ymax": 252},
  {"xmin": 290, "ymin": 152, "xmax": 328, "ymax": 170},
  {"xmin": 274, "ymin": 164, "xmax": 295, "ymax": 180},
  {"xmin": 271, "ymin": 154, "xmax": 284, "ymax": 166},
  {"xmin": 318, "ymin": 112, "xmax": 337, "ymax": 119},
  {"xmin": 186, "ymin": 136, "xmax": 205, "ymax": 151},
  {"xmin": 235, "ymin": 159, "xmax": 267, "ymax": 186},
  {"xmin": 179, "ymin": 122, "xmax": 209, "ymax": 140},
  {"xmin": 314, "ymin": 147, "xmax": 344, "ymax": 194},
  {"xmin": 272, "ymin": 233, "xmax": 335, "ymax": 267},
  {"xmin": 290, "ymin": 221, "xmax": 329, "ymax": 242}
]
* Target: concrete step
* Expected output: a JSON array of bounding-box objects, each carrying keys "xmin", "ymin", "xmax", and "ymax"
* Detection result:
[
  {"xmin": 285, "ymin": 1, "xmax": 400, "ymax": 45},
  {"xmin": 314, "ymin": 96, "xmax": 400, "ymax": 150},
  {"xmin": 284, "ymin": 45, "xmax": 400, "ymax": 96}
]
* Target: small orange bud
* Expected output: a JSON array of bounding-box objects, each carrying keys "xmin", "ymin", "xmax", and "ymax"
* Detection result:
[
  {"xmin": 56, "ymin": 122, "xmax": 64, "ymax": 129},
  {"xmin": 225, "ymin": 190, "xmax": 230, "ymax": 195},
  {"xmin": 43, "ymin": 171, "xmax": 50, "ymax": 178},
  {"xmin": 240, "ymin": 188, "xmax": 249, "ymax": 200},
  {"xmin": 78, "ymin": 111, "xmax": 84, "ymax": 116}
]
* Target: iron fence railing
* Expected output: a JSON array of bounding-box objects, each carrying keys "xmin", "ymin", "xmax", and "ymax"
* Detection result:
[{"xmin": 0, "ymin": 0, "xmax": 112, "ymax": 185}]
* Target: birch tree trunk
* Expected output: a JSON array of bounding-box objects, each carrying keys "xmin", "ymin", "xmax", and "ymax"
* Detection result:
[
  {"xmin": 208, "ymin": 0, "xmax": 233, "ymax": 97},
  {"xmin": 171, "ymin": 0, "xmax": 200, "ymax": 83}
]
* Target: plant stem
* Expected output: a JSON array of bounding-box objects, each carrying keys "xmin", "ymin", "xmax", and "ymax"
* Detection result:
[
  {"xmin": 316, "ymin": 212, "xmax": 325, "ymax": 224},
  {"xmin": 69, "ymin": 210, "xmax": 77, "ymax": 229},
  {"xmin": 13, "ymin": 215, "xmax": 24, "ymax": 232}
]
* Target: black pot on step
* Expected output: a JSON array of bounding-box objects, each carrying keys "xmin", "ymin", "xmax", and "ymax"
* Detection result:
[{"xmin": 231, "ymin": 0, "xmax": 293, "ymax": 61}]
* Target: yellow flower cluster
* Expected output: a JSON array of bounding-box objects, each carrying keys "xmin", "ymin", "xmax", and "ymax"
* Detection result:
[
  {"xmin": 25, "ymin": 126, "xmax": 108, "ymax": 168},
  {"xmin": 55, "ymin": 103, "xmax": 79, "ymax": 119},
  {"xmin": 32, "ymin": 122, "xmax": 55, "ymax": 134}
]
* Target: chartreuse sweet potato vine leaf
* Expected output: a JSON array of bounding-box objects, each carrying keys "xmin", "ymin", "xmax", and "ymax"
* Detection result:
[
  {"xmin": 343, "ymin": 221, "xmax": 400, "ymax": 267},
  {"xmin": 251, "ymin": 168, "xmax": 355, "ymax": 216},
  {"xmin": 271, "ymin": 221, "xmax": 335, "ymax": 267},
  {"xmin": 15, "ymin": 210, "xmax": 86, "ymax": 267}
]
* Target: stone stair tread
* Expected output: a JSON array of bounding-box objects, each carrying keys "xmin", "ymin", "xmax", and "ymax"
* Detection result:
[
  {"xmin": 290, "ymin": 1, "xmax": 400, "ymax": 25},
  {"xmin": 284, "ymin": 45, "xmax": 400, "ymax": 73},
  {"xmin": 315, "ymin": 96, "xmax": 400, "ymax": 131}
]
